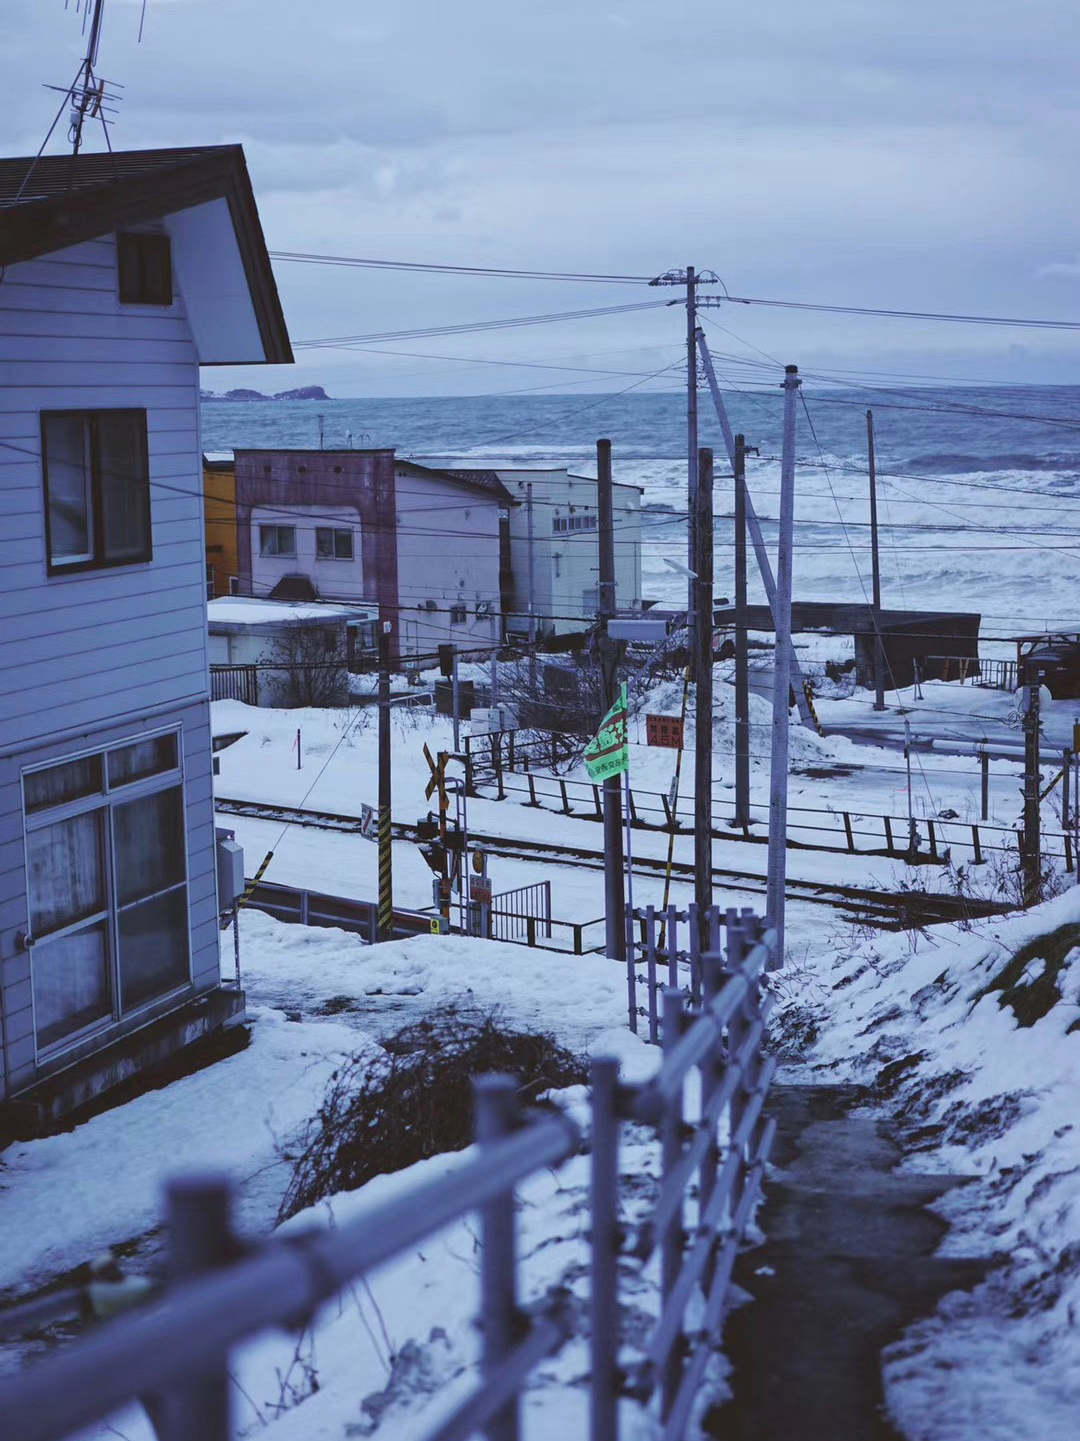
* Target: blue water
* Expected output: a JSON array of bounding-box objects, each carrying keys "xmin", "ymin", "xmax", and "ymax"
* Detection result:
[{"xmin": 200, "ymin": 385, "xmax": 1080, "ymax": 632}]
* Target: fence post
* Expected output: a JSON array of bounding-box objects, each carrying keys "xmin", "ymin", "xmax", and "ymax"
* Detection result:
[
  {"xmin": 666, "ymin": 902, "xmax": 679, "ymax": 992},
  {"xmin": 1064, "ymin": 749, "xmax": 1072, "ymax": 830},
  {"xmin": 625, "ymin": 908, "xmax": 637, "ymax": 1033},
  {"xmin": 843, "ymin": 811, "xmax": 855, "ymax": 852},
  {"xmin": 508, "ymin": 732, "xmax": 516, "ymax": 771},
  {"xmin": 972, "ymin": 825, "xmax": 983, "ymax": 864},
  {"xmin": 687, "ymin": 902, "xmax": 702, "ymax": 1009},
  {"xmin": 495, "ymin": 735, "xmax": 506, "ymax": 801},
  {"xmin": 928, "ymin": 819, "xmax": 938, "ymax": 860},
  {"xmin": 559, "ymin": 779, "xmax": 571, "ymax": 814},
  {"xmin": 645, "ymin": 905, "xmax": 659, "ymax": 1045},
  {"xmin": 474, "ymin": 1076, "xmax": 521, "ymax": 1441},
  {"xmin": 544, "ymin": 880, "xmax": 553, "ymax": 939},
  {"xmin": 883, "ymin": 815, "xmax": 894, "ymax": 855},
  {"xmin": 590, "ymin": 1057, "xmax": 622, "ymax": 1441},
  {"xmin": 593, "ymin": 785, "xmax": 603, "ymax": 820},
  {"xmin": 660, "ymin": 988, "xmax": 686, "ymax": 1420},
  {"xmin": 157, "ymin": 1175, "xmax": 234, "ymax": 1441},
  {"xmin": 527, "ymin": 774, "xmax": 539, "ymax": 808},
  {"xmin": 699, "ymin": 945, "xmax": 726, "ymax": 1294}
]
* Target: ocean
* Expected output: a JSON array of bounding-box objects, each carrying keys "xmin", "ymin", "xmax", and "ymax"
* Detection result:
[{"xmin": 200, "ymin": 384, "xmax": 1080, "ymax": 643}]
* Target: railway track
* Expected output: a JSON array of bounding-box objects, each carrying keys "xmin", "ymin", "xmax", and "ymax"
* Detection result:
[{"xmin": 215, "ymin": 795, "xmax": 1012, "ymax": 930}]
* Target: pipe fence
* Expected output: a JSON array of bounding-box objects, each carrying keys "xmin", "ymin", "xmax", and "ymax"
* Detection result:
[
  {"xmin": 465, "ymin": 763, "xmax": 1076, "ymax": 872},
  {"xmin": 489, "ymin": 879, "xmax": 553, "ymax": 943},
  {"xmin": 1, "ymin": 916, "xmax": 777, "ymax": 1441}
]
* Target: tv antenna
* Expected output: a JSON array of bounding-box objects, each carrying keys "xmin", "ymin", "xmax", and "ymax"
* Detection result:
[{"xmin": 43, "ymin": 1, "xmax": 150, "ymax": 155}]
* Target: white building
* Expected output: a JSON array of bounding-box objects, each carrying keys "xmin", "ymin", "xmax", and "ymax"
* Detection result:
[
  {"xmin": 208, "ymin": 597, "xmax": 379, "ymax": 706},
  {"xmin": 0, "ymin": 145, "xmax": 291, "ymax": 1124},
  {"xmin": 495, "ymin": 468, "xmax": 642, "ymax": 638}
]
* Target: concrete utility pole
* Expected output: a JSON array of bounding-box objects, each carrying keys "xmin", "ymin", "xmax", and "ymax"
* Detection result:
[
  {"xmin": 596, "ymin": 438, "xmax": 626, "ymax": 961},
  {"xmin": 377, "ymin": 619, "xmax": 394, "ymax": 941},
  {"xmin": 734, "ymin": 435, "xmax": 753, "ymax": 827},
  {"xmin": 695, "ymin": 329, "xmax": 817, "ymax": 731},
  {"xmin": 526, "ymin": 481, "xmax": 537, "ymax": 693},
  {"xmin": 694, "ymin": 447, "xmax": 715, "ymax": 917},
  {"xmin": 686, "ymin": 265, "xmax": 699, "ymax": 633},
  {"xmin": 766, "ymin": 366, "xmax": 801, "ymax": 963},
  {"xmin": 1021, "ymin": 662, "xmax": 1042, "ymax": 907},
  {"xmin": 867, "ymin": 410, "xmax": 886, "ymax": 711}
]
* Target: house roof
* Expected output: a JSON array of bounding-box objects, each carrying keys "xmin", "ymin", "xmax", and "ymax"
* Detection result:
[
  {"xmin": 395, "ymin": 460, "xmax": 516, "ymax": 504},
  {"xmin": 0, "ymin": 145, "xmax": 291, "ymax": 365},
  {"xmin": 208, "ymin": 596, "xmax": 377, "ymax": 630}
]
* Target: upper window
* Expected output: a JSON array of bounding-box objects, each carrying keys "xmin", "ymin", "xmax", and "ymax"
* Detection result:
[
  {"xmin": 316, "ymin": 527, "xmax": 354, "ymax": 560},
  {"xmin": 553, "ymin": 514, "xmax": 597, "ymax": 534},
  {"xmin": 41, "ymin": 410, "xmax": 151, "ymax": 573},
  {"xmin": 260, "ymin": 525, "xmax": 296, "ymax": 557},
  {"xmin": 117, "ymin": 232, "xmax": 173, "ymax": 306}
]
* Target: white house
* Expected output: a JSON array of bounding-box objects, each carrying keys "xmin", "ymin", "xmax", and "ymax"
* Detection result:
[
  {"xmin": 495, "ymin": 468, "xmax": 643, "ymax": 637},
  {"xmin": 0, "ymin": 145, "xmax": 292, "ymax": 1126},
  {"xmin": 208, "ymin": 596, "xmax": 379, "ymax": 706},
  {"xmin": 231, "ymin": 451, "xmax": 513, "ymax": 663}
]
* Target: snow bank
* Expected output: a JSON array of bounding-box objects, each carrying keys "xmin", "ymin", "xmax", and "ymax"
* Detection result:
[{"xmin": 784, "ymin": 885, "xmax": 1080, "ymax": 1438}]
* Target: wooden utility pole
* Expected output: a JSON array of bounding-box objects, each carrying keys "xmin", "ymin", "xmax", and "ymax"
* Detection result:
[
  {"xmin": 766, "ymin": 367, "xmax": 801, "ymax": 963},
  {"xmin": 597, "ymin": 438, "xmax": 626, "ymax": 961},
  {"xmin": 694, "ymin": 447, "xmax": 714, "ymax": 917},
  {"xmin": 377, "ymin": 619, "xmax": 394, "ymax": 941},
  {"xmin": 686, "ymin": 266, "xmax": 699, "ymax": 634},
  {"xmin": 734, "ymin": 435, "xmax": 752, "ymax": 827},
  {"xmin": 867, "ymin": 410, "xmax": 886, "ymax": 711},
  {"xmin": 1021, "ymin": 662, "xmax": 1042, "ymax": 907},
  {"xmin": 526, "ymin": 482, "xmax": 537, "ymax": 692}
]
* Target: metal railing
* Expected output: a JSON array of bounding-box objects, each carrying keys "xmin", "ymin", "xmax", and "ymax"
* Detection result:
[
  {"xmin": 1, "ymin": 1077, "xmax": 582, "ymax": 1441},
  {"xmin": 469, "ymin": 766, "xmax": 1076, "ymax": 871},
  {"xmin": 925, "ymin": 654, "xmax": 1018, "ymax": 690},
  {"xmin": 590, "ymin": 911, "xmax": 777, "ymax": 1438},
  {"xmin": 1, "ymin": 919, "xmax": 776, "ymax": 1441},
  {"xmin": 490, "ymin": 880, "xmax": 553, "ymax": 943},
  {"xmin": 210, "ymin": 664, "xmax": 260, "ymax": 706}
]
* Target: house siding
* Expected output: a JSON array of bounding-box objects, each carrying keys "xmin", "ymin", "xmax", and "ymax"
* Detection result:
[{"xmin": 0, "ymin": 234, "xmax": 223, "ymax": 1102}]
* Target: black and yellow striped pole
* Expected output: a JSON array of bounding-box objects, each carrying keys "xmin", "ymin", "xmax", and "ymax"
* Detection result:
[{"xmin": 378, "ymin": 618, "xmax": 394, "ymax": 941}]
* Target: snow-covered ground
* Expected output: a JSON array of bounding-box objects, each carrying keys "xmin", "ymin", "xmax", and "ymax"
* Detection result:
[{"xmin": 776, "ymin": 885, "xmax": 1080, "ymax": 1439}]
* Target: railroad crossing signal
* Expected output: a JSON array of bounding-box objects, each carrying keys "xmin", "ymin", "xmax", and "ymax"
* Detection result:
[{"xmin": 423, "ymin": 744, "xmax": 450, "ymax": 814}]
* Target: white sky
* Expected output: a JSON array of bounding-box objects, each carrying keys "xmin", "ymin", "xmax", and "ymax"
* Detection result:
[{"xmin": 4, "ymin": 0, "xmax": 1080, "ymax": 395}]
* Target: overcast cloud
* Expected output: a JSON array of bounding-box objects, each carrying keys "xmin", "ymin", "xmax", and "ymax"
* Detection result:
[{"xmin": 4, "ymin": 0, "xmax": 1080, "ymax": 394}]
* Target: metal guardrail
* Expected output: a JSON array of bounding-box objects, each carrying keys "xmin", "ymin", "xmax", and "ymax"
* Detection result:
[
  {"xmin": 590, "ymin": 910, "xmax": 777, "ymax": 1438},
  {"xmin": 0, "ymin": 916, "xmax": 775, "ymax": 1441},
  {"xmin": 925, "ymin": 654, "xmax": 1018, "ymax": 690},
  {"xmin": 490, "ymin": 879, "xmax": 553, "ymax": 943},
  {"xmin": 210, "ymin": 664, "xmax": 259, "ymax": 706}
]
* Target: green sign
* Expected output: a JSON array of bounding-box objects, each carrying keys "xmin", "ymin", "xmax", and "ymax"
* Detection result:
[{"xmin": 584, "ymin": 683, "xmax": 629, "ymax": 782}]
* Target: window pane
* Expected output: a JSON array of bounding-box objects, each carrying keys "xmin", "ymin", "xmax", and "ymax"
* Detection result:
[
  {"xmin": 27, "ymin": 811, "xmax": 105, "ymax": 935},
  {"xmin": 43, "ymin": 414, "xmax": 92, "ymax": 563},
  {"xmin": 24, "ymin": 754, "xmax": 103, "ymax": 813},
  {"xmin": 113, "ymin": 787, "xmax": 186, "ymax": 907},
  {"xmin": 119, "ymin": 888, "xmax": 189, "ymax": 1011},
  {"xmin": 315, "ymin": 528, "xmax": 333, "ymax": 558},
  {"xmin": 108, "ymin": 734, "xmax": 179, "ymax": 787},
  {"xmin": 335, "ymin": 530, "xmax": 353, "ymax": 559},
  {"xmin": 33, "ymin": 921, "xmax": 111, "ymax": 1049},
  {"xmin": 97, "ymin": 412, "xmax": 150, "ymax": 562}
]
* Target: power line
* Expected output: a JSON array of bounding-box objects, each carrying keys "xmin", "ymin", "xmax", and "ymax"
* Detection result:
[
  {"xmin": 270, "ymin": 252, "xmax": 653, "ymax": 284},
  {"xmin": 295, "ymin": 301, "xmax": 669, "ymax": 349}
]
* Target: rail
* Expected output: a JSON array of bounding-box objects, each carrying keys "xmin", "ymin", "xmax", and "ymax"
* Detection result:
[
  {"xmin": 2, "ymin": 921, "xmax": 776, "ymax": 1441},
  {"xmin": 467, "ymin": 767, "xmax": 1076, "ymax": 872},
  {"xmin": 490, "ymin": 879, "xmax": 553, "ymax": 943},
  {"xmin": 0, "ymin": 1078, "xmax": 582, "ymax": 1441},
  {"xmin": 590, "ymin": 910, "xmax": 777, "ymax": 1437}
]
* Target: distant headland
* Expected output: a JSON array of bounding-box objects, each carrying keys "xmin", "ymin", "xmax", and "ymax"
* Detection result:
[{"xmin": 200, "ymin": 385, "xmax": 332, "ymax": 402}]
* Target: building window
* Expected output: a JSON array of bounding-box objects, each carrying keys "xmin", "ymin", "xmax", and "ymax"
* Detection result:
[
  {"xmin": 552, "ymin": 514, "xmax": 597, "ymax": 534},
  {"xmin": 117, "ymin": 232, "xmax": 173, "ymax": 306},
  {"xmin": 22, "ymin": 731, "xmax": 189, "ymax": 1053},
  {"xmin": 449, "ymin": 603, "xmax": 468, "ymax": 625},
  {"xmin": 316, "ymin": 527, "xmax": 354, "ymax": 560},
  {"xmin": 322, "ymin": 630, "xmax": 337, "ymax": 655},
  {"xmin": 41, "ymin": 410, "xmax": 151, "ymax": 573},
  {"xmin": 259, "ymin": 524, "xmax": 296, "ymax": 557},
  {"xmin": 206, "ymin": 561, "xmax": 216, "ymax": 600}
]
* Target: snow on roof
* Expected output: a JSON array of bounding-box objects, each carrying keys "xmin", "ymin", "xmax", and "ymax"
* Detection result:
[{"xmin": 207, "ymin": 597, "xmax": 377, "ymax": 628}]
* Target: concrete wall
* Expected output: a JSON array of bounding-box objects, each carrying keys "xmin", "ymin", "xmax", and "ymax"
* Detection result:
[{"xmin": 0, "ymin": 233, "xmax": 221, "ymax": 1100}]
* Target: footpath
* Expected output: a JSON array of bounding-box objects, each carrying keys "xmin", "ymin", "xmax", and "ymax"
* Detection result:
[{"xmin": 708, "ymin": 1085, "xmax": 988, "ymax": 1440}]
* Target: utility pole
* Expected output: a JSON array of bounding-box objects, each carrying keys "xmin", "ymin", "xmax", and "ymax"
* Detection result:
[
  {"xmin": 686, "ymin": 265, "xmax": 699, "ymax": 632},
  {"xmin": 694, "ymin": 447, "xmax": 714, "ymax": 917},
  {"xmin": 377, "ymin": 619, "xmax": 394, "ymax": 941},
  {"xmin": 734, "ymin": 435, "xmax": 754, "ymax": 827},
  {"xmin": 867, "ymin": 410, "xmax": 885, "ymax": 711},
  {"xmin": 526, "ymin": 481, "xmax": 537, "ymax": 693},
  {"xmin": 597, "ymin": 438, "xmax": 625, "ymax": 961},
  {"xmin": 1021, "ymin": 662, "xmax": 1042, "ymax": 907},
  {"xmin": 765, "ymin": 367, "xmax": 801, "ymax": 963},
  {"xmin": 451, "ymin": 649, "xmax": 461, "ymax": 753}
]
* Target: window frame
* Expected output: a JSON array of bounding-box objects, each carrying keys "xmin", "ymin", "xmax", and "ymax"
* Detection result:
[
  {"xmin": 315, "ymin": 526, "xmax": 354, "ymax": 561},
  {"xmin": 21, "ymin": 726, "xmax": 191, "ymax": 1061},
  {"xmin": 40, "ymin": 409, "xmax": 152, "ymax": 576},
  {"xmin": 259, "ymin": 524, "xmax": 297, "ymax": 558},
  {"xmin": 117, "ymin": 231, "xmax": 174, "ymax": 307}
]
